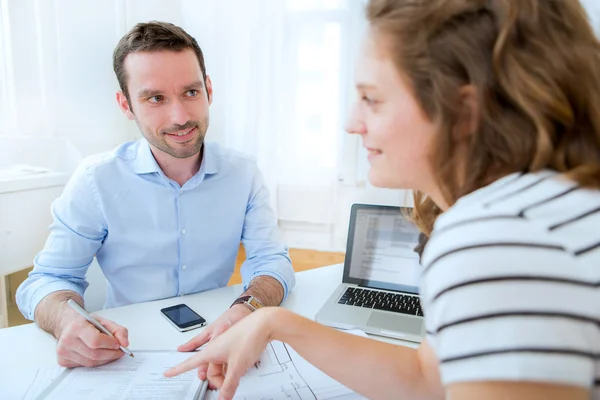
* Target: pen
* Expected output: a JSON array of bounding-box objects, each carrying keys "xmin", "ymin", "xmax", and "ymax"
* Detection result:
[
  {"xmin": 67, "ymin": 299, "xmax": 134, "ymax": 358},
  {"xmin": 196, "ymin": 379, "xmax": 209, "ymax": 400}
]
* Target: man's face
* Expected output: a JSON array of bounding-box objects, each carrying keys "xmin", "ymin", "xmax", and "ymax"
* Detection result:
[{"xmin": 117, "ymin": 49, "xmax": 212, "ymax": 159}]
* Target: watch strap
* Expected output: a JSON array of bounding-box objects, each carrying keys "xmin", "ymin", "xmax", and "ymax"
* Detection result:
[{"xmin": 230, "ymin": 295, "xmax": 264, "ymax": 312}]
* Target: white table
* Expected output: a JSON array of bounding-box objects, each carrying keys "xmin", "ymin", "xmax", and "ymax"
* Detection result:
[{"xmin": 0, "ymin": 264, "xmax": 415, "ymax": 373}]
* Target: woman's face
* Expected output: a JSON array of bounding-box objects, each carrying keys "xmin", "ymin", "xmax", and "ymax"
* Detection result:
[{"xmin": 346, "ymin": 31, "xmax": 439, "ymax": 198}]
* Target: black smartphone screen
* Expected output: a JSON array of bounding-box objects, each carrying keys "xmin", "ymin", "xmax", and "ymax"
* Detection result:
[{"xmin": 161, "ymin": 304, "xmax": 206, "ymax": 328}]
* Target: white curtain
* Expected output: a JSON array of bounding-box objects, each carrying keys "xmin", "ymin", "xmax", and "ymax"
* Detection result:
[
  {"xmin": 181, "ymin": 0, "xmax": 288, "ymax": 212},
  {"xmin": 0, "ymin": 0, "xmax": 139, "ymax": 172},
  {"xmin": 183, "ymin": 0, "xmax": 367, "ymax": 219}
]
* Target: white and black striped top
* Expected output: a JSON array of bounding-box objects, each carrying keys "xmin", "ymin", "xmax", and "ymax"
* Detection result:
[{"xmin": 420, "ymin": 170, "xmax": 600, "ymax": 397}]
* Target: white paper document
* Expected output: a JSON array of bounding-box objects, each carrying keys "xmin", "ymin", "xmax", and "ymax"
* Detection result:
[
  {"xmin": 39, "ymin": 351, "xmax": 202, "ymax": 400},
  {"xmin": 2, "ymin": 365, "xmax": 64, "ymax": 400},
  {"xmin": 23, "ymin": 330, "xmax": 368, "ymax": 400}
]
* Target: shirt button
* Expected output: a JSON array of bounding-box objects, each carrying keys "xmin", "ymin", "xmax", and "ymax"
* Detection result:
[
  {"xmin": 182, "ymin": 265, "xmax": 187, "ymax": 270},
  {"xmin": 179, "ymin": 190, "xmax": 183, "ymax": 195},
  {"xmin": 181, "ymin": 229, "xmax": 187, "ymax": 235}
]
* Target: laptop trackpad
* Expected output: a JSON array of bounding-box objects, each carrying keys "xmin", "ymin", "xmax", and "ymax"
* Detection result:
[{"xmin": 367, "ymin": 312, "xmax": 422, "ymax": 335}]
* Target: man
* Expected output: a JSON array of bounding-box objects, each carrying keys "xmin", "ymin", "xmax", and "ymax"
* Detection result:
[{"xmin": 16, "ymin": 21, "xmax": 294, "ymax": 368}]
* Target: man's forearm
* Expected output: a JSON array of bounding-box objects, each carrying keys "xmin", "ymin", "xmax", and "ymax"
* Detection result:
[
  {"xmin": 242, "ymin": 276, "xmax": 284, "ymax": 307},
  {"xmin": 34, "ymin": 290, "xmax": 84, "ymax": 338}
]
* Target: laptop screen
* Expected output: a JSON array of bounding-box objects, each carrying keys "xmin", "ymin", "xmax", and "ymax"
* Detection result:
[{"xmin": 343, "ymin": 204, "xmax": 422, "ymax": 294}]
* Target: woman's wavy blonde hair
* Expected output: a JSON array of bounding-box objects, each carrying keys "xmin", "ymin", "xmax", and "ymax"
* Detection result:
[{"xmin": 367, "ymin": 0, "xmax": 600, "ymax": 237}]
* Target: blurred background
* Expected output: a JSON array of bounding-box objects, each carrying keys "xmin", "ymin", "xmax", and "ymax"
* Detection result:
[{"xmin": 0, "ymin": 0, "xmax": 598, "ymax": 325}]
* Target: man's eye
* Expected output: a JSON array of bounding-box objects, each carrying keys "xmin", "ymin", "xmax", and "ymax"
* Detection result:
[
  {"xmin": 149, "ymin": 95, "xmax": 164, "ymax": 103},
  {"xmin": 186, "ymin": 90, "xmax": 198, "ymax": 97}
]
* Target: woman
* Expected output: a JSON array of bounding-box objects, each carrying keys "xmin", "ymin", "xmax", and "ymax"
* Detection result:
[{"xmin": 166, "ymin": 0, "xmax": 600, "ymax": 399}]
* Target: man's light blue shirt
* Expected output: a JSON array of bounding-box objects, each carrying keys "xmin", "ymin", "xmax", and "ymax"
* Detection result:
[{"xmin": 16, "ymin": 139, "xmax": 295, "ymax": 320}]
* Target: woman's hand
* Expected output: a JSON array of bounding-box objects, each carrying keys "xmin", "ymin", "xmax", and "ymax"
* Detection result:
[{"xmin": 164, "ymin": 307, "xmax": 280, "ymax": 400}]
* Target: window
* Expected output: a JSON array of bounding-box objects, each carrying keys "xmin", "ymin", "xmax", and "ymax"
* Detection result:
[{"xmin": 278, "ymin": 0, "xmax": 365, "ymax": 186}]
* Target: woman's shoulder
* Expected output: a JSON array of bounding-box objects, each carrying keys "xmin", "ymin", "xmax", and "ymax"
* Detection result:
[
  {"xmin": 419, "ymin": 172, "xmax": 600, "ymax": 391},
  {"xmin": 425, "ymin": 170, "xmax": 600, "ymax": 270}
]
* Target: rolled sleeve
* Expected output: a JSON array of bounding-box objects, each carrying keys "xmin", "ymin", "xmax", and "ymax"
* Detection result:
[
  {"xmin": 19, "ymin": 275, "xmax": 88, "ymax": 321},
  {"xmin": 15, "ymin": 163, "xmax": 106, "ymax": 320},
  {"xmin": 242, "ymin": 256, "xmax": 296, "ymax": 301},
  {"xmin": 240, "ymin": 168, "xmax": 295, "ymax": 302}
]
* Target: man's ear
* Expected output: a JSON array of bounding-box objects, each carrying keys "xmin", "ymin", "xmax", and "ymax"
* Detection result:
[
  {"xmin": 454, "ymin": 85, "xmax": 479, "ymax": 141},
  {"xmin": 116, "ymin": 91, "xmax": 135, "ymax": 120},
  {"xmin": 205, "ymin": 75, "xmax": 213, "ymax": 105}
]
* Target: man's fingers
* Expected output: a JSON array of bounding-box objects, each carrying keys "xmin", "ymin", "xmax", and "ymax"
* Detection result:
[
  {"xmin": 58, "ymin": 359, "xmax": 79, "ymax": 369},
  {"xmin": 59, "ymin": 343, "xmax": 122, "ymax": 368},
  {"xmin": 79, "ymin": 324, "xmax": 120, "ymax": 350},
  {"xmin": 58, "ymin": 351, "xmax": 87, "ymax": 368},
  {"xmin": 56, "ymin": 317, "xmax": 127, "ymax": 369},
  {"xmin": 164, "ymin": 352, "xmax": 210, "ymax": 378},
  {"xmin": 95, "ymin": 316, "xmax": 129, "ymax": 347},
  {"xmin": 178, "ymin": 330, "xmax": 210, "ymax": 352},
  {"xmin": 57, "ymin": 347, "xmax": 86, "ymax": 368},
  {"xmin": 73, "ymin": 338, "xmax": 124, "ymax": 362}
]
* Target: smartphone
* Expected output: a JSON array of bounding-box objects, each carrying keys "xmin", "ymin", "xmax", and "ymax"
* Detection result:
[{"xmin": 160, "ymin": 304, "xmax": 206, "ymax": 332}]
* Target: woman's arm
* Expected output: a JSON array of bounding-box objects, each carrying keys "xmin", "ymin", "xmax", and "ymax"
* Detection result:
[
  {"xmin": 448, "ymin": 381, "xmax": 589, "ymax": 400},
  {"xmin": 270, "ymin": 308, "xmax": 444, "ymax": 400},
  {"xmin": 268, "ymin": 310, "xmax": 589, "ymax": 400},
  {"xmin": 166, "ymin": 307, "xmax": 444, "ymax": 400}
]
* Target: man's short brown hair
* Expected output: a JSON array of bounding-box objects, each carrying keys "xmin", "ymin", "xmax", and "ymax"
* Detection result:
[{"xmin": 113, "ymin": 21, "xmax": 207, "ymax": 103}]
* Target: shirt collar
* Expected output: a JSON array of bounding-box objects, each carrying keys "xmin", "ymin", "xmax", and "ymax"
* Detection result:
[
  {"xmin": 201, "ymin": 142, "xmax": 219, "ymax": 176},
  {"xmin": 132, "ymin": 139, "xmax": 161, "ymax": 175},
  {"xmin": 132, "ymin": 139, "xmax": 219, "ymax": 177}
]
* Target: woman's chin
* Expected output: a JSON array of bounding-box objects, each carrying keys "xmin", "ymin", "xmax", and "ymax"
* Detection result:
[{"xmin": 368, "ymin": 169, "xmax": 405, "ymax": 189}]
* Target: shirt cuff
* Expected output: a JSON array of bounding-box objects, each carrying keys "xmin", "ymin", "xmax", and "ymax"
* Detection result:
[
  {"xmin": 25, "ymin": 279, "xmax": 87, "ymax": 321},
  {"xmin": 246, "ymin": 269, "xmax": 294, "ymax": 303}
]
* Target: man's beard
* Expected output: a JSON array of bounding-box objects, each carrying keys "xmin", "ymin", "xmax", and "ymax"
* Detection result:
[{"xmin": 138, "ymin": 117, "xmax": 208, "ymax": 159}]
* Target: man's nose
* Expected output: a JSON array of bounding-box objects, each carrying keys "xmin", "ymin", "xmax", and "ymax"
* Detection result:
[{"xmin": 169, "ymin": 99, "xmax": 189, "ymax": 127}]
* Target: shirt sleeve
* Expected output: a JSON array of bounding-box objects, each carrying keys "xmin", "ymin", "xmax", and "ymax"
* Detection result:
[
  {"xmin": 16, "ymin": 163, "xmax": 107, "ymax": 320},
  {"xmin": 421, "ymin": 224, "xmax": 599, "ymax": 390},
  {"xmin": 239, "ymin": 166, "xmax": 295, "ymax": 302}
]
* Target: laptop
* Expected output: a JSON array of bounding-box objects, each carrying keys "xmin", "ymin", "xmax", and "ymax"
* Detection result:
[{"xmin": 315, "ymin": 203, "xmax": 425, "ymax": 342}]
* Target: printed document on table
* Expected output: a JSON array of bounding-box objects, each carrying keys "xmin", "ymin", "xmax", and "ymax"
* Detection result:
[
  {"xmin": 206, "ymin": 329, "xmax": 369, "ymax": 400},
  {"xmin": 38, "ymin": 351, "xmax": 202, "ymax": 400},
  {"xmin": 2, "ymin": 365, "xmax": 64, "ymax": 400}
]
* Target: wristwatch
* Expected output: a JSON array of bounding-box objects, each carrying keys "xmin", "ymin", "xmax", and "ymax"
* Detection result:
[{"xmin": 230, "ymin": 295, "xmax": 264, "ymax": 312}]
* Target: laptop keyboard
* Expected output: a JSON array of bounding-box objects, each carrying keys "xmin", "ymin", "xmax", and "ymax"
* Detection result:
[{"xmin": 337, "ymin": 287, "xmax": 423, "ymax": 317}]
